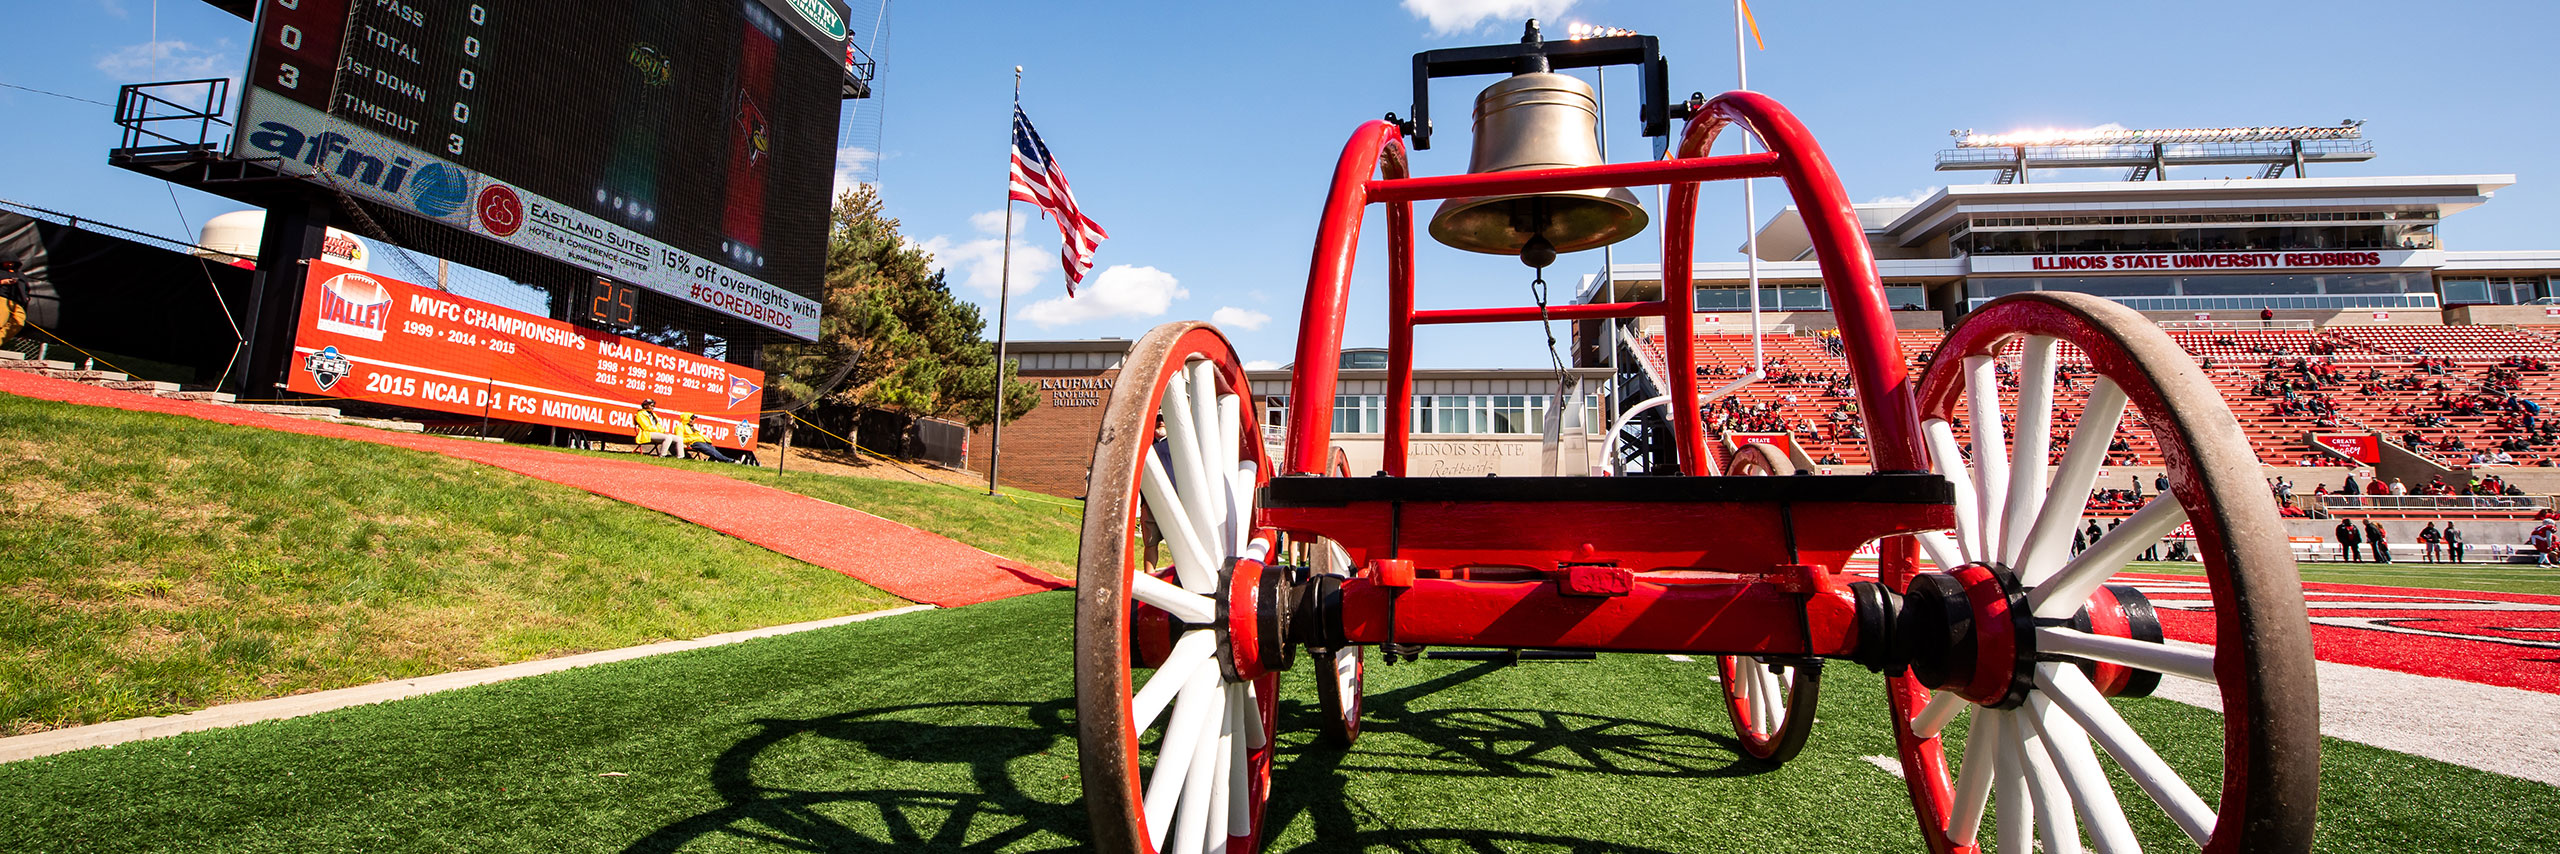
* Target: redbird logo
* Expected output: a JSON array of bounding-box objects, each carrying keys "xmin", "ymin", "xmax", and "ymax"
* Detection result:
[{"xmin": 315, "ymin": 273, "xmax": 392, "ymax": 341}]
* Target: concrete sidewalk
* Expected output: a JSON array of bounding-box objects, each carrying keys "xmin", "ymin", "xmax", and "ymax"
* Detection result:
[{"xmin": 0, "ymin": 604, "xmax": 935, "ymax": 764}]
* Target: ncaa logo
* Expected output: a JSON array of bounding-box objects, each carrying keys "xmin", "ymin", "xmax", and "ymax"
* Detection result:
[
  {"xmin": 314, "ymin": 272, "xmax": 392, "ymax": 341},
  {"xmin": 305, "ymin": 345, "xmax": 352, "ymax": 391}
]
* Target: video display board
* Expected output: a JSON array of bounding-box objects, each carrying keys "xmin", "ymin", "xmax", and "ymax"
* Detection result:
[
  {"xmin": 234, "ymin": 0, "xmax": 854, "ymax": 340},
  {"xmin": 286, "ymin": 260, "xmax": 767, "ymax": 449}
]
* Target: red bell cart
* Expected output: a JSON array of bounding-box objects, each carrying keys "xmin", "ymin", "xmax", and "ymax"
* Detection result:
[{"xmin": 1071, "ymin": 31, "xmax": 2319, "ymax": 854}]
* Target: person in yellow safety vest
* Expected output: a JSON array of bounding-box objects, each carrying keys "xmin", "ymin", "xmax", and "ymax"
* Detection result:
[
  {"xmin": 632, "ymin": 399, "xmax": 681, "ymax": 456},
  {"xmin": 679, "ymin": 412, "xmax": 738, "ymax": 463}
]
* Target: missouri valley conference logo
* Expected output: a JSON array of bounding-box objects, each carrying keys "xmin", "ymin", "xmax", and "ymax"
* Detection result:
[
  {"xmin": 304, "ymin": 345, "xmax": 352, "ymax": 391},
  {"xmin": 315, "ymin": 272, "xmax": 392, "ymax": 341},
  {"xmin": 786, "ymin": 0, "xmax": 848, "ymax": 40},
  {"xmin": 727, "ymin": 373, "xmax": 763, "ymax": 408}
]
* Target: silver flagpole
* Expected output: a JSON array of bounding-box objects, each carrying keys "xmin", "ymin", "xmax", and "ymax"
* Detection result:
[{"xmin": 989, "ymin": 66, "xmax": 1022, "ymax": 496}]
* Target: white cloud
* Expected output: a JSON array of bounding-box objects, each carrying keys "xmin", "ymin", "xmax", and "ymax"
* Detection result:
[
  {"xmin": 1211, "ymin": 306, "xmax": 1272, "ymax": 331},
  {"xmin": 95, "ymin": 39, "xmax": 235, "ymax": 82},
  {"xmin": 831, "ymin": 146, "xmax": 878, "ymax": 199},
  {"xmin": 1402, "ymin": 0, "xmax": 1574, "ymax": 35},
  {"xmin": 96, "ymin": 0, "xmax": 129, "ymax": 18},
  {"xmin": 1244, "ymin": 360, "xmax": 1283, "ymax": 371},
  {"xmin": 1864, "ymin": 187, "xmax": 1944, "ymax": 206},
  {"xmin": 1023, "ymin": 265, "xmax": 1187, "ymax": 328},
  {"xmin": 917, "ymin": 209, "xmax": 1051, "ymax": 299}
]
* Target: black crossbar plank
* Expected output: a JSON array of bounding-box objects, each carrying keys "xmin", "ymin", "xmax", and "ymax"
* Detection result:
[{"xmin": 1262, "ymin": 474, "xmax": 1952, "ymax": 507}]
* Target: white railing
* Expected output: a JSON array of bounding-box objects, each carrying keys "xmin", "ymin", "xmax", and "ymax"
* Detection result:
[
  {"xmin": 2312, "ymin": 494, "xmax": 2554, "ymax": 514},
  {"xmin": 2155, "ymin": 319, "xmax": 2318, "ymax": 332}
]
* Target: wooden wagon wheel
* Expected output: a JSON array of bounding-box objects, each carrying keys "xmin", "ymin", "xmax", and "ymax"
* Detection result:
[
  {"xmin": 1308, "ymin": 446, "xmax": 1367, "ymax": 747},
  {"xmin": 1716, "ymin": 441, "xmax": 1822, "ymax": 764},
  {"xmin": 1883, "ymin": 292, "xmax": 2319, "ymax": 854},
  {"xmin": 1076, "ymin": 321, "xmax": 1281, "ymax": 854}
]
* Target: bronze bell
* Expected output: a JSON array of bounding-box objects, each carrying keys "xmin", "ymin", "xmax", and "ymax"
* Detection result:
[{"xmin": 1428, "ymin": 71, "xmax": 1649, "ymax": 260}]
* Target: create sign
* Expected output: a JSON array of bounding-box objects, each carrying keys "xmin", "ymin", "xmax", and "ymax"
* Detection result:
[
  {"xmin": 285, "ymin": 260, "xmax": 765, "ymax": 449},
  {"xmin": 2311, "ymin": 432, "xmax": 2381, "ymax": 464},
  {"xmin": 1970, "ymin": 249, "xmax": 2427, "ymax": 276}
]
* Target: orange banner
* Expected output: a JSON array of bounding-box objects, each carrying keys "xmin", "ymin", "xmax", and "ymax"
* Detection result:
[{"xmin": 285, "ymin": 260, "xmax": 765, "ymax": 449}]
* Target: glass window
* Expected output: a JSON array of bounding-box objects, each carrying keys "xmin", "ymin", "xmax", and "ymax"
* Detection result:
[
  {"xmin": 1884, "ymin": 285, "xmax": 1928, "ymax": 311},
  {"xmin": 1263, "ymin": 395, "xmax": 1288, "ymax": 427},
  {"xmin": 1333, "ymin": 395, "xmax": 1381, "ymax": 434}
]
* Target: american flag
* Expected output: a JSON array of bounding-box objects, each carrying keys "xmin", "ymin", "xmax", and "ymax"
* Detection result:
[{"xmin": 1008, "ymin": 102, "xmax": 1109, "ymax": 294}]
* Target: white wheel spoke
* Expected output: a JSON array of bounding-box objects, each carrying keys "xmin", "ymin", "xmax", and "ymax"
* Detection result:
[
  {"xmin": 1965, "ymin": 356, "xmax": 2010, "ymax": 560},
  {"xmin": 1994, "ymin": 710, "xmax": 2034, "ymax": 854},
  {"xmin": 1912, "ymin": 689, "xmax": 1968, "ymax": 739},
  {"xmin": 2024, "ymin": 682, "xmax": 2143, "ymax": 854},
  {"xmin": 2029, "ymin": 496, "xmax": 2188, "ymax": 619},
  {"xmin": 1145, "ymin": 667, "xmax": 1225, "ymax": 848},
  {"xmin": 1132, "ymin": 630, "xmax": 1219, "ymax": 732},
  {"xmin": 1229, "ymin": 462, "xmax": 1257, "ymax": 556},
  {"xmin": 1918, "ymin": 531, "xmax": 1964, "ymax": 572},
  {"xmin": 1321, "ymin": 541, "xmax": 1355, "ymax": 577},
  {"xmin": 2040, "ymin": 663, "xmax": 2216, "ymax": 844},
  {"xmin": 2036, "ymin": 627, "xmax": 2217, "ymax": 685},
  {"xmin": 2003, "ymin": 337, "xmax": 2058, "ymax": 566},
  {"xmin": 1240, "ymin": 679, "xmax": 1267, "ymax": 750},
  {"xmin": 1159, "ymin": 374, "xmax": 1219, "ymax": 556},
  {"xmin": 1202, "ymin": 684, "xmax": 1235, "ymax": 852},
  {"xmin": 1217, "ymin": 392, "xmax": 1244, "ymax": 546},
  {"xmin": 2014, "ymin": 380, "xmax": 2129, "ymax": 584},
  {"xmin": 1133, "ymin": 573, "xmax": 1218, "ymax": 626},
  {"xmin": 1171, "ymin": 669, "xmax": 1227, "ymax": 854},
  {"xmin": 1948, "ymin": 705, "xmax": 2003, "ymax": 846},
  {"xmin": 1141, "ymin": 451, "xmax": 1222, "ymax": 593},
  {"xmin": 1750, "ymin": 661, "xmax": 1776, "ymax": 733},
  {"xmin": 1225, "ymin": 683, "xmax": 1253, "ymax": 839},
  {"xmin": 2014, "ymin": 709, "xmax": 2084, "ymax": 854},
  {"xmin": 1762, "ymin": 666, "xmax": 1787, "ymax": 730},
  {"xmin": 1925, "ymin": 419, "xmax": 1985, "ymax": 563},
  {"xmin": 1187, "ymin": 360, "xmax": 1228, "ymax": 554}
]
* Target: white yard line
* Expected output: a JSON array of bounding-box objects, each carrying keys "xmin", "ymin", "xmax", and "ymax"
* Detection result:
[{"xmin": 0, "ymin": 604, "xmax": 936, "ymax": 764}]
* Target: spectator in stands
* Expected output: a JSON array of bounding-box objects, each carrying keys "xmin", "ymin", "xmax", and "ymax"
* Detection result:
[
  {"xmin": 2445, "ymin": 522, "xmax": 2465, "ymax": 563},
  {"xmin": 2342, "ymin": 473, "xmax": 2361, "ymax": 495},
  {"xmin": 2419, "ymin": 522, "xmax": 2443, "ymax": 563},
  {"xmin": 2367, "ymin": 478, "xmax": 2390, "ymax": 496},
  {"xmin": 2389, "ymin": 478, "xmax": 2408, "ymax": 496},
  {"xmin": 2336, "ymin": 517, "xmax": 2362, "ymax": 562},
  {"xmin": 678, "ymin": 413, "xmax": 738, "ymax": 464},
  {"xmin": 2084, "ymin": 520, "xmax": 2103, "ymax": 552},
  {"xmin": 631, "ymin": 399, "xmax": 681, "ymax": 457},
  {"xmin": 2365, "ymin": 519, "xmax": 2391, "ymax": 563},
  {"xmin": 2259, "ymin": 306, "xmax": 2275, "ymax": 326}
]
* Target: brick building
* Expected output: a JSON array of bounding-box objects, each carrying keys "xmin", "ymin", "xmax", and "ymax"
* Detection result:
[
  {"xmin": 968, "ymin": 339, "xmax": 1130, "ymax": 498},
  {"xmin": 972, "ymin": 340, "xmax": 1610, "ymax": 498}
]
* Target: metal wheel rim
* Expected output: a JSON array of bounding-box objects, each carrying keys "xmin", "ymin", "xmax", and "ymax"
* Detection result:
[{"xmin": 1076, "ymin": 321, "xmax": 1279, "ymax": 854}]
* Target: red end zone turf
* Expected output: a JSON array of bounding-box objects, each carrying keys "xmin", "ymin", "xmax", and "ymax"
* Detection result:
[
  {"xmin": 2123, "ymin": 573, "xmax": 2560, "ymax": 695},
  {"xmin": 0, "ymin": 369, "xmax": 1067, "ymax": 607}
]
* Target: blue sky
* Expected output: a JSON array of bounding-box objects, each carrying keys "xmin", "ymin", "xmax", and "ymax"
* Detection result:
[{"xmin": 5, "ymin": 0, "xmax": 2558, "ymax": 370}]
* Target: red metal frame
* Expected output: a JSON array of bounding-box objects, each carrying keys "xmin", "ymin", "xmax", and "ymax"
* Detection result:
[
  {"xmin": 1267, "ymin": 92, "xmax": 1941, "ymax": 661},
  {"xmin": 1280, "ymin": 93, "xmax": 1922, "ymax": 481}
]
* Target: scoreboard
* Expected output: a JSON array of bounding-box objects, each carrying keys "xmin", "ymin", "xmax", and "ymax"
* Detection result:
[{"xmin": 233, "ymin": 0, "xmax": 854, "ymax": 341}]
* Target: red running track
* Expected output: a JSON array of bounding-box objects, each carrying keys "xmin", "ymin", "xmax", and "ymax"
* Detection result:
[
  {"xmin": 0, "ymin": 369, "xmax": 1067, "ymax": 607},
  {"xmin": 2124, "ymin": 573, "xmax": 2560, "ymax": 695}
]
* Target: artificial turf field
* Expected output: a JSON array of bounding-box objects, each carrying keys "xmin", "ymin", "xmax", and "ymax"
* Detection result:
[{"xmin": 4, "ymin": 592, "xmax": 2555, "ymax": 852}]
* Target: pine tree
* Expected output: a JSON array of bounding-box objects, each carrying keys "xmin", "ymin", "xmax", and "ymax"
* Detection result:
[{"xmin": 765, "ymin": 187, "xmax": 1036, "ymax": 430}]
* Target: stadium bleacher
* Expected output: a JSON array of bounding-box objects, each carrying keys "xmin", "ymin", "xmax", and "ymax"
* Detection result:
[{"xmin": 1626, "ymin": 320, "xmax": 2560, "ymax": 478}]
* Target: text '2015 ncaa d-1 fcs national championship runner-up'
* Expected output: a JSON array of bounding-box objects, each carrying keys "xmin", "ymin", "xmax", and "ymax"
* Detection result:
[
  {"xmin": 286, "ymin": 259, "xmax": 766, "ymax": 449},
  {"xmin": 232, "ymin": 0, "xmax": 854, "ymax": 339}
]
